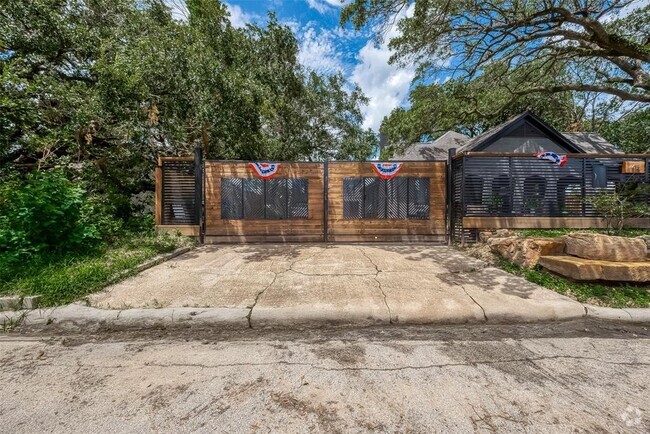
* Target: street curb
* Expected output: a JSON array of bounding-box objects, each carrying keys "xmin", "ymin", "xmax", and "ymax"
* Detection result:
[
  {"xmin": 2, "ymin": 305, "xmax": 249, "ymax": 330},
  {"xmin": 3, "ymin": 303, "xmax": 649, "ymax": 332},
  {"xmin": 583, "ymin": 305, "xmax": 650, "ymax": 323}
]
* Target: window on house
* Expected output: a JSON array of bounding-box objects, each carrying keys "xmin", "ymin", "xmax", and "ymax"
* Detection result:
[
  {"xmin": 221, "ymin": 178, "xmax": 308, "ymax": 220},
  {"xmin": 342, "ymin": 177, "xmax": 430, "ymax": 219}
]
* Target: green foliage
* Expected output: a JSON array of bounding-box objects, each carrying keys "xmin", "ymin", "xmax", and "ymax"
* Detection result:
[
  {"xmin": 342, "ymin": 0, "xmax": 650, "ymax": 103},
  {"xmin": 589, "ymin": 183, "xmax": 650, "ymax": 232},
  {"xmin": 517, "ymin": 228, "xmax": 650, "ymax": 239},
  {"xmin": 0, "ymin": 232, "xmax": 191, "ymax": 306},
  {"xmin": 0, "ymin": 0, "xmax": 375, "ymax": 189},
  {"xmin": 380, "ymin": 62, "xmax": 577, "ymax": 147},
  {"xmin": 0, "ymin": 171, "xmax": 105, "ymax": 261},
  {"xmin": 600, "ymin": 108, "xmax": 650, "ymax": 154},
  {"xmin": 496, "ymin": 257, "xmax": 650, "ymax": 308}
]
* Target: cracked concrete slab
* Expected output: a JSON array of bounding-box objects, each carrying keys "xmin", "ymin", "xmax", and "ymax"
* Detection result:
[
  {"xmin": 253, "ymin": 272, "xmax": 390, "ymax": 326},
  {"xmin": 377, "ymin": 272, "xmax": 485, "ymax": 324},
  {"xmin": 450, "ymin": 268, "xmax": 586, "ymax": 322},
  {"xmin": 87, "ymin": 244, "xmax": 587, "ymax": 326}
]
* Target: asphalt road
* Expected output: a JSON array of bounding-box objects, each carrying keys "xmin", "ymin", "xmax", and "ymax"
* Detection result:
[{"xmin": 1, "ymin": 319, "xmax": 649, "ymax": 433}]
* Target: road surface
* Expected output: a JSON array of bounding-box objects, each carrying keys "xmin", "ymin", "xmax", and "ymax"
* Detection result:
[{"xmin": 1, "ymin": 319, "xmax": 648, "ymax": 433}]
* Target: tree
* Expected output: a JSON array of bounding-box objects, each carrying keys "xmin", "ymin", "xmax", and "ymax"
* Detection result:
[
  {"xmin": 599, "ymin": 107, "xmax": 650, "ymax": 153},
  {"xmin": 0, "ymin": 0, "xmax": 375, "ymax": 219},
  {"xmin": 342, "ymin": 0, "xmax": 650, "ymax": 103},
  {"xmin": 380, "ymin": 61, "xmax": 579, "ymax": 147}
]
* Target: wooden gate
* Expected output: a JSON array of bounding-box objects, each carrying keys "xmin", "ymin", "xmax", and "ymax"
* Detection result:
[
  {"xmin": 204, "ymin": 161, "xmax": 325, "ymax": 243},
  {"xmin": 159, "ymin": 157, "xmax": 447, "ymax": 243},
  {"xmin": 327, "ymin": 162, "xmax": 446, "ymax": 242}
]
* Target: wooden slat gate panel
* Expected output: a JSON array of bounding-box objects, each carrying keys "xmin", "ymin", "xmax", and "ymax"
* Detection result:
[
  {"xmin": 204, "ymin": 162, "xmax": 325, "ymax": 243},
  {"xmin": 202, "ymin": 160, "xmax": 447, "ymax": 243},
  {"xmin": 327, "ymin": 162, "xmax": 447, "ymax": 242}
]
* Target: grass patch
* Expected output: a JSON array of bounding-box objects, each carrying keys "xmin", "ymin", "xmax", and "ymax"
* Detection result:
[
  {"xmin": 0, "ymin": 232, "xmax": 193, "ymax": 306},
  {"xmin": 517, "ymin": 228, "xmax": 650, "ymax": 238},
  {"xmin": 496, "ymin": 257, "xmax": 650, "ymax": 308}
]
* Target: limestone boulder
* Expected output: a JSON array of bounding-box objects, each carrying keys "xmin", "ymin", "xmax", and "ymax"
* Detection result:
[
  {"xmin": 487, "ymin": 237, "xmax": 565, "ymax": 268},
  {"xmin": 539, "ymin": 256, "xmax": 650, "ymax": 282},
  {"xmin": 636, "ymin": 235, "xmax": 650, "ymax": 258},
  {"xmin": 563, "ymin": 233, "xmax": 647, "ymax": 262}
]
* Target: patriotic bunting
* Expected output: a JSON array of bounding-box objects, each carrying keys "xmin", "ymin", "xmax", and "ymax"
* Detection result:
[
  {"xmin": 371, "ymin": 162, "xmax": 403, "ymax": 179},
  {"xmin": 535, "ymin": 152, "xmax": 567, "ymax": 167},
  {"xmin": 249, "ymin": 162, "xmax": 281, "ymax": 179}
]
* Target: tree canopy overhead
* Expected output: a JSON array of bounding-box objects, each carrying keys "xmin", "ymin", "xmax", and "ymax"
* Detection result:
[
  {"xmin": 0, "ymin": 0, "xmax": 376, "ymax": 203},
  {"xmin": 342, "ymin": 0, "xmax": 650, "ymax": 103}
]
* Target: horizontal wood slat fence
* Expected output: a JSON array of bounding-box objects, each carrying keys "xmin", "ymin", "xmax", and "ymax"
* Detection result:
[{"xmin": 155, "ymin": 150, "xmax": 650, "ymax": 244}]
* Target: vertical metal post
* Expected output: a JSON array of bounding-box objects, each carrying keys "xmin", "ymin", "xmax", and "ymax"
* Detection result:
[
  {"xmin": 582, "ymin": 157, "xmax": 588, "ymax": 215},
  {"xmin": 460, "ymin": 154, "xmax": 466, "ymax": 247},
  {"xmin": 447, "ymin": 148, "xmax": 456, "ymax": 245},
  {"xmin": 323, "ymin": 161, "xmax": 329, "ymax": 242},
  {"xmin": 508, "ymin": 156, "xmax": 513, "ymax": 215},
  {"xmin": 194, "ymin": 147, "xmax": 203, "ymax": 242}
]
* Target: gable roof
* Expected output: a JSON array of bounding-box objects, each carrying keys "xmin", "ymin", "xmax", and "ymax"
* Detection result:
[
  {"xmin": 560, "ymin": 132, "xmax": 622, "ymax": 154},
  {"xmin": 456, "ymin": 111, "xmax": 584, "ymax": 154},
  {"xmin": 391, "ymin": 131, "xmax": 469, "ymax": 161}
]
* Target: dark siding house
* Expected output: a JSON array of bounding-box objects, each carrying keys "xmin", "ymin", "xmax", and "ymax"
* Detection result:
[{"xmin": 391, "ymin": 111, "xmax": 622, "ymax": 160}]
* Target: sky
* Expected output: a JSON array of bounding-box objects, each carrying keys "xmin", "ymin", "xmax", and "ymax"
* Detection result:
[{"xmin": 167, "ymin": 0, "xmax": 415, "ymax": 132}]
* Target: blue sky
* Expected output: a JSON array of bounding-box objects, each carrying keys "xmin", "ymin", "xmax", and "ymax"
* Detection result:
[{"xmin": 168, "ymin": 0, "xmax": 417, "ymax": 132}]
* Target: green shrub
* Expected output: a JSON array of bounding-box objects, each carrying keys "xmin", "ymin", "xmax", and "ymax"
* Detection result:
[
  {"xmin": 0, "ymin": 171, "xmax": 108, "ymax": 262},
  {"xmin": 589, "ymin": 182, "xmax": 650, "ymax": 233}
]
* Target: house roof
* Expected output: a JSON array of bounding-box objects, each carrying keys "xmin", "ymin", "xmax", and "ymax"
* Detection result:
[
  {"xmin": 391, "ymin": 131, "xmax": 469, "ymax": 161},
  {"xmin": 456, "ymin": 111, "xmax": 584, "ymax": 154},
  {"xmin": 389, "ymin": 112, "xmax": 622, "ymax": 161},
  {"xmin": 560, "ymin": 132, "xmax": 622, "ymax": 154}
]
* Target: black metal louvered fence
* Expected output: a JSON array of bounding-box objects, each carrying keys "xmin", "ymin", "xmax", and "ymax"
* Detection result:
[
  {"xmin": 450, "ymin": 153, "xmax": 650, "ymax": 243},
  {"xmin": 159, "ymin": 151, "xmax": 202, "ymax": 226}
]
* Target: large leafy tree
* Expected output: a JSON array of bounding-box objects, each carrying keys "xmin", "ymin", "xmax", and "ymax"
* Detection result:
[
  {"xmin": 0, "ymin": 0, "xmax": 375, "ymax": 216},
  {"xmin": 342, "ymin": 0, "xmax": 650, "ymax": 103},
  {"xmin": 380, "ymin": 61, "xmax": 577, "ymax": 146}
]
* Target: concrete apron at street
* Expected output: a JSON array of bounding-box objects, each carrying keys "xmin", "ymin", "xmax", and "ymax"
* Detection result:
[{"xmin": 6, "ymin": 244, "xmax": 648, "ymax": 330}]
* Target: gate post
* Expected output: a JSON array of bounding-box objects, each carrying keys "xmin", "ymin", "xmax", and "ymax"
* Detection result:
[
  {"xmin": 323, "ymin": 161, "xmax": 329, "ymax": 243},
  {"xmin": 447, "ymin": 149, "xmax": 456, "ymax": 246},
  {"xmin": 194, "ymin": 147, "xmax": 204, "ymax": 243}
]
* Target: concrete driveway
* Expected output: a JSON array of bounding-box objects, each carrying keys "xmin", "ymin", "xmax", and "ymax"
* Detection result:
[{"xmin": 88, "ymin": 244, "xmax": 585, "ymax": 326}]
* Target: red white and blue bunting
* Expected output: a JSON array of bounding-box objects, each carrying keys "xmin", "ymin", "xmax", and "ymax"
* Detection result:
[
  {"xmin": 371, "ymin": 162, "xmax": 403, "ymax": 179},
  {"xmin": 535, "ymin": 152, "xmax": 567, "ymax": 167},
  {"xmin": 249, "ymin": 162, "xmax": 281, "ymax": 179}
]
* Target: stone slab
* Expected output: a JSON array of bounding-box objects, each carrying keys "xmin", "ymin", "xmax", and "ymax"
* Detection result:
[
  {"xmin": 0, "ymin": 296, "xmax": 21, "ymax": 312},
  {"xmin": 563, "ymin": 233, "xmax": 647, "ymax": 262},
  {"xmin": 22, "ymin": 296, "xmax": 41, "ymax": 310},
  {"xmin": 539, "ymin": 256, "xmax": 650, "ymax": 282}
]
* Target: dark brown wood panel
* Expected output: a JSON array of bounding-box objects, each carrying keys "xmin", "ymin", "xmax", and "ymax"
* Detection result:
[
  {"xmin": 327, "ymin": 162, "xmax": 447, "ymax": 242},
  {"xmin": 205, "ymin": 162, "xmax": 325, "ymax": 242},
  {"xmin": 463, "ymin": 216, "xmax": 650, "ymax": 229}
]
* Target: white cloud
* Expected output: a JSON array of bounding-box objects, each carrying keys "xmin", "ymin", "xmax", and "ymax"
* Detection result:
[
  {"xmin": 164, "ymin": 1, "xmax": 256, "ymax": 28},
  {"xmin": 306, "ymin": 0, "xmax": 349, "ymax": 14},
  {"xmin": 306, "ymin": 0, "xmax": 330, "ymax": 14},
  {"xmin": 350, "ymin": 6, "xmax": 416, "ymax": 131},
  {"xmin": 165, "ymin": 0, "xmax": 188, "ymax": 21},
  {"xmin": 226, "ymin": 3, "xmax": 255, "ymax": 28},
  {"xmin": 298, "ymin": 25, "xmax": 346, "ymax": 75}
]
